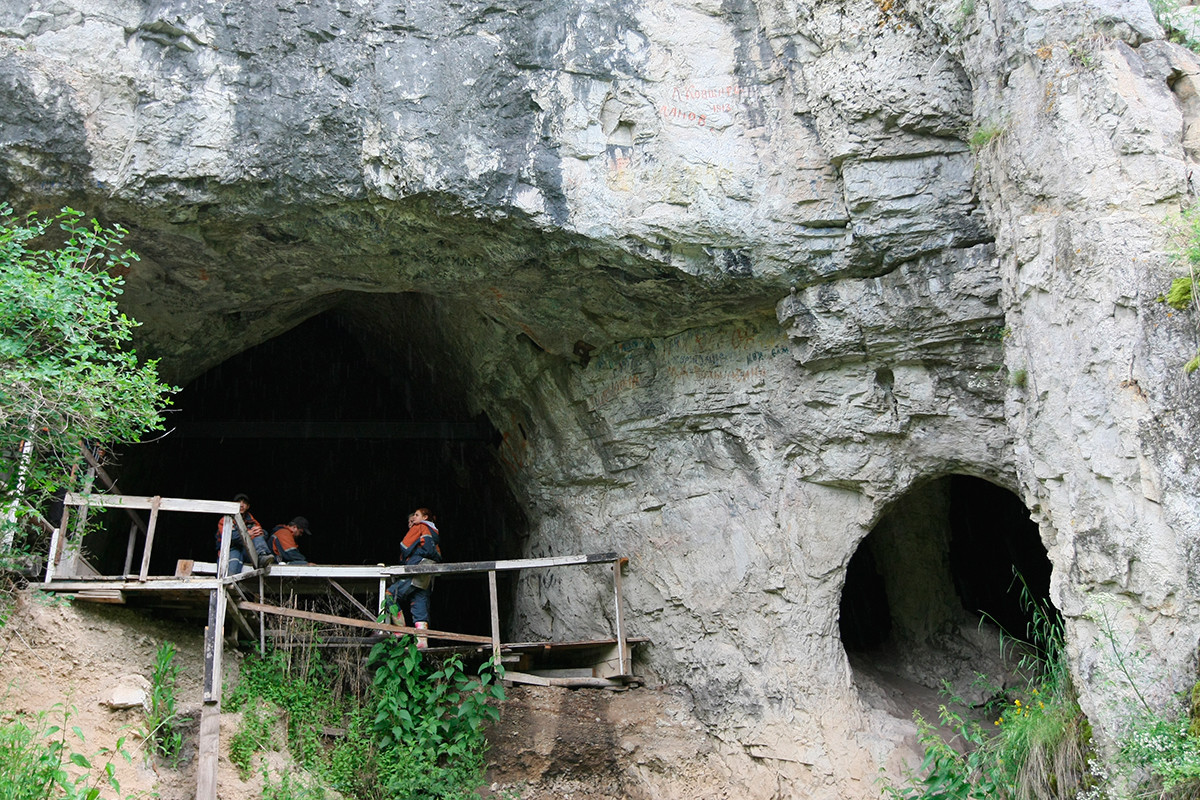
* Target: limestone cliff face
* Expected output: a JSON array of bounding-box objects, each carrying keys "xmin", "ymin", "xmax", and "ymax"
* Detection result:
[{"xmin": 3, "ymin": 0, "xmax": 1200, "ymax": 796}]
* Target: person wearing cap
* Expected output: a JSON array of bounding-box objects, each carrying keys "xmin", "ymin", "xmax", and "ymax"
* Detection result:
[
  {"xmin": 217, "ymin": 493, "xmax": 274, "ymax": 574},
  {"xmin": 269, "ymin": 516, "xmax": 313, "ymax": 564}
]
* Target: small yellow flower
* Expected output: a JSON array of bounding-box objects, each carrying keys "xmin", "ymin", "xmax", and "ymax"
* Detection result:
[{"xmin": 1015, "ymin": 700, "xmax": 1022, "ymax": 707}]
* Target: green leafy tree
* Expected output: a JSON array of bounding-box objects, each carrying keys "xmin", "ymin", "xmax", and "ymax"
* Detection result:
[{"xmin": 0, "ymin": 204, "xmax": 174, "ymax": 546}]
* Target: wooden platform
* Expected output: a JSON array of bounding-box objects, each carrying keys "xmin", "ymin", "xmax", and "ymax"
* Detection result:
[{"xmin": 42, "ymin": 489, "xmax": 643, "ymax": 800}]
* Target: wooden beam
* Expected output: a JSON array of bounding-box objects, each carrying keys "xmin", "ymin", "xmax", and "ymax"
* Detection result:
[
  {"xmin": 224, "ymin": 589, "xmax": 256, "ymax": 640},
  {"xmin": 328, "ymin": 579, "xmax": 377, "ymax": 621},
  {"xmin": 270, "ymin": 552, "xmax": 622, "ymax": 580},
  {"xmin": 488, "ymin": 570, "xmax": 500, "ymax": 665},
  {"xmin": 64, "ymin": 493, "xmax": 240, "ymax": 515},
  {"xmin": 613, "ymin": 557, "xmax": 627, "ymax": 676},
  {"xmin": 239, "ymin": 601, "xmax": 492, "ymax": 645},
  {"xmin": 137, "ymin": 497, "xmax": 163, "ymax": 582},
  {"xmin": 44, "ymin": 579, "xmax": 223, "ymax": 592},
  {"xmin": 232, "ymin": 513, "xmax": 258, "ymax": 569},
  {"xmin": 203, "ymin": 588, "xmax": 227, "ymax": 702}
]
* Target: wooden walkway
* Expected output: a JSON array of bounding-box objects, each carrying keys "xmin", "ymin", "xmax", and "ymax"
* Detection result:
[{"xmin": 37, "ymin": 490, "xmax": 644, "ymax": 800}]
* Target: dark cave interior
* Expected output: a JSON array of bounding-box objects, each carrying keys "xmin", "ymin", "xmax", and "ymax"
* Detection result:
[
  {"xmin": 839, "ymin": 475, "xmax": 1053, "ymax": 653},
  {"xmin": 84, "ymin": 304, "xmax": 526, "ymax": 637}
]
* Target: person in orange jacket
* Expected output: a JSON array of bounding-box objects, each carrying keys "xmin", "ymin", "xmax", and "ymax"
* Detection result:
[
  {"xmin": 269, "ymin": 516, "xmax": 313, "ymax": 564},
  {"xmin": 385, "ymin": 508, "xmax": 442, "ymax": 648}
]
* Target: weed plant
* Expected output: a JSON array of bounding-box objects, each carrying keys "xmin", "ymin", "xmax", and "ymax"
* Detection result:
[
  {"xmin": 143, "ymin": 641, "xmax": 182, "ymax": 762},
  {"xmin": 0, "ymin": 702, "xmax": 142, "ymax": 799},
  {"xmin": 1077, "ymin": 607, "xmax": 1200, "ymax": 799},
  {"xmin": 881, "ymin": 580, "xmax": 1090, "ymax": 800},
  {"xmin": 1162, "ymin": 204, "xmax": 1200, "ymax": 373},
  {"xmin": 228, "ymin": 633, "xmax": 505, "ymax": 799}
]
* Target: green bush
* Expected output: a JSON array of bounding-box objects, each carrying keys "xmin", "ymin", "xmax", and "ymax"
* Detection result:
[
  {"xmin": 228, "ymin": 637, "xmax": 505, "ymax": 799},
  {"xmin": 0, "ymin": 204, "xmax": 174, "ymax": 547},
  {"xmin": 881, "ymin": 584, "xmax": 1090, "ymax": 800}
]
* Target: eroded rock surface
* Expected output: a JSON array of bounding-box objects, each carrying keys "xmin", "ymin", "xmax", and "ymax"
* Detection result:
[{"xmin": 3, "ymin": 0, "xmax": 1200, "ymax": 796}]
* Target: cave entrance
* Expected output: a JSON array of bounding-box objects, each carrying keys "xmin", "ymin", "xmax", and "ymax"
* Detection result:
[
  {"xmin": 838, "ymin": 475, "xmax": 1053, "ymax": 691},
  {"xmin": 92, "ymin": 293, "xmax": 525, "ymax": 637}
]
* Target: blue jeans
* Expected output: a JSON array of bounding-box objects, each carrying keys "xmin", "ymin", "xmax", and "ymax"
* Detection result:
[
  {"xmin": 227, "ymin": 536, "xmax": 272, "ymax": 574},
  {"xmin": 278, "ymin": 547, "xmax": 307, "ymax": 565},
  {"xmin": 386, "ymin": 578, "xmax": 431, "ymax": 624}
]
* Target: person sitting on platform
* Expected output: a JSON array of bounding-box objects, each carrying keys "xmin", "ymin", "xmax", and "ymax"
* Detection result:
[
  {"xmin": 218, "ymin": 493, "xmax": 274, "ymax": 574},
  {"xmin": 269, "ymin": 516, "xmax": 313, "ymax": 564},
  {"xmin": 385, "ymin": 508, "xmax": 442, "ymax": 649}
]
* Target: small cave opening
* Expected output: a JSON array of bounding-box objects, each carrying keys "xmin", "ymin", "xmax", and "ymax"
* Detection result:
[
  {"xmin": 839, "ymin": 475, "xmax": 1053, "ymax": 690},
  {"xmin": 88, "ymin": 293, "xmax": 526, "ymax": 637}
]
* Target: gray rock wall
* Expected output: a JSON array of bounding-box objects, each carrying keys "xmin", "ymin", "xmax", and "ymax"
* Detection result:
[{"xmin": 3, "ymin": 0, "xmax": 1200, "ymax": 795}]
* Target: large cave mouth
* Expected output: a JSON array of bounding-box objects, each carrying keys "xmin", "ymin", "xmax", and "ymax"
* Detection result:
[
  {"xmin": 90, "ymin": 292, "xmax": 526, "ymax": 635},
  {"xmin": 839, "ymin": 475, "xmax": 1053, "ymax": 690}
]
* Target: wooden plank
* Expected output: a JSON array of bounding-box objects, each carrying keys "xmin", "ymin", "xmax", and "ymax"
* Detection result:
[
  {"xmin": 203, "ymin": 589, "xmax": 223, "ymax": 702},
  {"xmin": 503, "ymin": 671, "xmax": 625, "ymax": 689},
  {"xmin": 214, "ymin": 515, "xmax": 232, "ymax": 580},
  {"xmin": 137, "ymin": 496, "xmax": 163, "ymax": 582},
  {"xmin": 44, "ymin": 579, "xmax": 223, "ymax": 592},
  {"xmin": 176, "ymin": 560, "xmax": 195, "ymax": 578},
  {"xmin": 43, "ymin": 525, "xmax": 61, "ymax": 583},
  {"xmin": 328, "ymin": 579, "xmax": 377, "ymax": 621},
  {"xmin": 196, "ymin": 703, "xmax": 220, "ymax": 800},
  {"xmin": 239, "ymin": 601, "xmax": 493, "ymax": 645},
  {"xmin": 613, "ymin": 557, "xmax": 627, "ymax": 676},
  {"xmin": 488, "ymin": 570, "xmax": 500, "ymax": 665},
  {"xmin": 270, "ymin": 553, "xmax": 621, "ymax": 580},
  {"xmin": 64, "ymin": 493, "xmax": 240, "ymax": 515}
]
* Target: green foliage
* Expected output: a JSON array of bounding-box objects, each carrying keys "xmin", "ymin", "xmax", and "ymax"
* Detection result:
[
  {"xmin": 144, "ymin": 641, "xmax": 182, "ymax": 762},
  {"xmin": 880, "ymin": 581, "xmax": 1091, "ymax": 800},
  {"xmin": 969, "ymin": 124, "xmax": 1004, "ymax": 151},
  {"xmin": 229, "ymin": 700, "xmax": 280, "ymax": 778},
  {"xmin": 0, "ymin": 204, "xmax": 175, "ymax": 544},
  {"xmin": 1077, "ymin": 607, "xmax": 1200, "ymax": 799},
  {"xmin": 1149, "ymin": 0, "xmax": 1200, "ymax": 52},
  {"xmin": 229, "ymin": 638, "xmax": 506, "ymax": 799},
  {"xmin": 261, "ymin": 770, "xmax": 328, "ymax": 800},
  {"xmin": 0, "ymin": 703, "xmax": 141, "ymax": 799},
  {"xmin": 1163, "ymin": 205, "xmax": 1200, "ymax": 374}
]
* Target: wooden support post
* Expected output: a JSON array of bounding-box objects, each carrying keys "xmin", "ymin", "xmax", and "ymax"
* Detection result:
[
  {"xmin": 378, "ymin": 577, "xmax": 387, "ymax": 614},
  {"xmin": 203, "ymin": 588, "xmax": 227, "ymax": 701},
  {"xmin": 123, "ymin": 520, "xmax": 138, "ymax": 577},
  {"xmin": 215, "ymin": 515, "xmax": 233, "ymax": 580},
  {"xmin": 196, "ymin": 702, "xmax": 220, "ymax": 800},
  {"xmin": 488, "ymin": 570, "xmax": 501, "ymax": 666},
  {"xmin": 43, "ymin": 525, "xmax": 61, "ymax": 583},
  {"xmin": 47, "ymin": 504, "xmax": 71, "ymax": 582},
  {"xmin": 137, "ymin": 496, "xmax": 163, "ymax": 582},
  {"xmin": 258, "ymin": 573, "xmax": 266, "ymax": 656},
  {"xmin": 197, "ymin": 585, "xmax": 227, "ymax": 800},
  {"xmin": 613, "ymin": 558, "xmax": 627, "ymax": 676}
]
